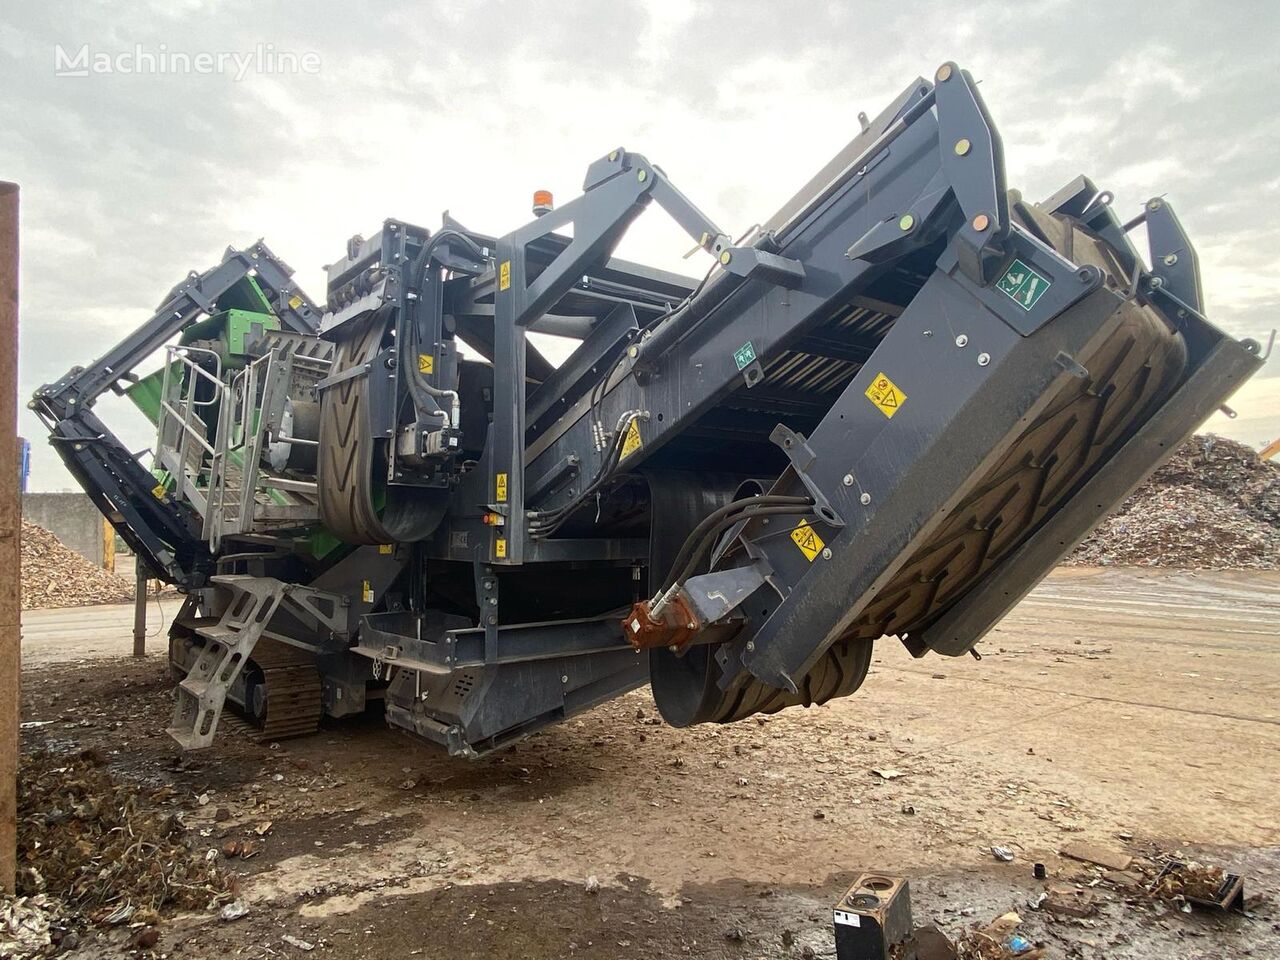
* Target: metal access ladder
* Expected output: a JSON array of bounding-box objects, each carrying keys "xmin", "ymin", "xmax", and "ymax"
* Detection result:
[{"xmin": 166, "ymin": 576, "xmax": 287, "ymax": 749}]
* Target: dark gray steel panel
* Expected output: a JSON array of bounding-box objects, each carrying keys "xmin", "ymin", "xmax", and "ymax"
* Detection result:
[
  {"xmin": 527, "ymin": 302, "xmax": 638, "ymax": 430},
  {"xmin": 522, "ymin": 113, "xmax": 947, "ymax": 481},
  {"xmin": 920, "ymin": 335, "xmax": 1262, "ymax": 655},
  {"xmin": 735, "ymin": 278, "xmax": 1126, "ymax": 691}
]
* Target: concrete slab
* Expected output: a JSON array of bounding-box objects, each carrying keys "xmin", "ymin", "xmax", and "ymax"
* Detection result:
[{"xmin": 20, "ymin": 597, "xmax": 175, "ymax": 666}]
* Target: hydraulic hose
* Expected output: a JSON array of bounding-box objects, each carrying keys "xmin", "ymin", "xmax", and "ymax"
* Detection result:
[
  {"xmin": 400, "ymin": 230, "xmax": 487, "ymax": 427},
  {"xmin": 527, "ymin": 409, "xmax": 648, "ymax": 538},
  {"xmin": 647, "ymin": 495, "xmax": 814, "ymax": 618}
]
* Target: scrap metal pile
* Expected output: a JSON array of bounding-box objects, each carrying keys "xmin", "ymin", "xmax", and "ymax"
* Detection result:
[
  {"xmin": 31, "ymin": 62, "xmax": 1264, "ymax": 757},
  {"xmin": 1068, "ymin": 434, "xmax": 1280, "ymax": 568},
  {"xmin": 19, "ymin": 521, "xmax": 133, "ymax": 611}
]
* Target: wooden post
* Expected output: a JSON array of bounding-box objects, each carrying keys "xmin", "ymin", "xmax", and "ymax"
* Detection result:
[
  {"xmin": 103, "ymin": 518, "xmax": 115, "ymax": 573},
  {"xmin": 0, "ymin": 180, "xmax": 20, "ymax": 893},
  {"xmin": 133, "ymin": 562, "xmax": 148, "ymax": 658}
]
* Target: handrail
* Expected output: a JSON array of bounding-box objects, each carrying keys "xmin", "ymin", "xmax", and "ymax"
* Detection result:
[
  {"xmin": 170, "ymin": 345, "xmax": 224, "ymax": 405},
  {"xmin": 157, "ymin": 343, "xmax": 229, "ymax": 512}
]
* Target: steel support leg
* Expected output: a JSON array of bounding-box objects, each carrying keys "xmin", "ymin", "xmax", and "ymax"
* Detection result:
[{"xmin": 133, "ymin": 561, "xmax": 148, "ymax": 658}]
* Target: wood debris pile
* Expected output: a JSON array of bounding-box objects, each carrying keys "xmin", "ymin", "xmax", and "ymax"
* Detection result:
[
  {"xmin": 19, "ymin": 521, "xmax": 133, "ymax": 610},
  {"xmin": 16, "ymin": 750, "xmax": 235, "ymax": 925},
  {"xmin": 1068, "ymin": 434, "xmax": 1280, "ymax": 569},
  {"xmin": 1152, "ymin": 861, "xmax": 1228, "ymax": 902}
]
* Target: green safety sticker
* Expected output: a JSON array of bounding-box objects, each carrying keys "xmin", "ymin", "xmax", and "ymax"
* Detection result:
[
  {"xmin": 733, "ymin": 341, "xmax": 757, "ymax": 370},
  {"xmin": 996, "ymin": 259, "xmax": 1051, "ymax": 311}
]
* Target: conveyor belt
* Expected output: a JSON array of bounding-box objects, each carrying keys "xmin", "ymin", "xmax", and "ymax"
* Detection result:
[
  {"xmin": 317, "ymin": 311, "xmax": 393, "ymax": 544},
  {"xmin": 317, "ymin": 307, "xmax": 449, "ymax": 544},
  {"xmin": 651, "ymin": 201, "xmax": 1189, "ymax": 727}
]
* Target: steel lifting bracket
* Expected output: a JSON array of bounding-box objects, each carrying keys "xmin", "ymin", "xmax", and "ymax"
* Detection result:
[
  {"xmin": 719, "ymin": 246, "xmax": 805, "ymax": 287},
  {"xmin": 846, "ymin": 178, "xmax": 952, "ymax": 264},
  {"xmin": 933, "ymin": 62, "xmax": 1011, "ymax": 285},
  {"xmin": 769, "ymin": 424, "xmax": 845, "ymax": 528}
]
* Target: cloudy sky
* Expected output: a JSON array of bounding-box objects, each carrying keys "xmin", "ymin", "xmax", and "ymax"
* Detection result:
[{"xmin": 3, "ymin": 0, "xmax": 1277, "ymax": 490}]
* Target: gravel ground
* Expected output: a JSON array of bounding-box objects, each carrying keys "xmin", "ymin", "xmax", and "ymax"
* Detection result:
[{"xmin": 11, "ymin": 567, "xmax": 1279, "ymax": 960}]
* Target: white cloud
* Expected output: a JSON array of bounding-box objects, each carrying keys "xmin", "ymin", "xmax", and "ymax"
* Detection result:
[{"xmin": 5, "ymin": 0, "xmax": 1280, "ymax": 491}]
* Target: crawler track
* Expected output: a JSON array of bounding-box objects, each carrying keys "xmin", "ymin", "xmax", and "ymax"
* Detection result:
[{"xmin": 246, "ymin": 639, "xmax": 324, "ymax": 742}]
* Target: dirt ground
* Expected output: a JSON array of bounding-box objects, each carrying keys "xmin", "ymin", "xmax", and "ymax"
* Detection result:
[{"xmin": 17, "ymin": 566, "xmax": 1280, "ymax": 959}]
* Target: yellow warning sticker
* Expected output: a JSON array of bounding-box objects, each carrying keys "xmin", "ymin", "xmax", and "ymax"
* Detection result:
[
  {"xmin": 495, "ymin": 537, "xmax": 508, "ymax": 559},
  {"xmin": 361, "ymin": 580, "xmax": 374, "ymax": 603},
  {"xmin": 495, "ymin": 472, "xmax": 508, "ymax": 502},
  {"xmin": 417, "ymin": 353, "xmax": 434, "ymax": 375},
  {"xmin": 287, "ymin": 294, "xmax": 303, "ymax": 310},
  {"xmin": 151, "ymin": 484, "xmax": 166, "ymax": 499},
  {"xmin": 378, "ymin": 544, "xmax": 393, "ymax": 555},
  {"xmin": 790, "ymin": 519, "xmax": 825, "ymax": 562},
  {"xmin": 499, "ymin": 260, "xmax": 511, "ymax": 291},
  {"xmin": 864, "ymin": 371, "xmax": 906, "ymax": 419},
  {"xmin": 620, "ymin": 419, "xmax": 643, "ymax": 459}
]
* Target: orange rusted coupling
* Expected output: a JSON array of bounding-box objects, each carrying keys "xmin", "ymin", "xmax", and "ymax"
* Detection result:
[{"xmin": 621, "ymin": 595, "xmax": 701, "ymax": 650}]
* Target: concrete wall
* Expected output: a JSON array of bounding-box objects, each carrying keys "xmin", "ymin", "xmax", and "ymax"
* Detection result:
[{"xmin": 21, "ymin": 493, "xmax": 110, "ymax": 569}]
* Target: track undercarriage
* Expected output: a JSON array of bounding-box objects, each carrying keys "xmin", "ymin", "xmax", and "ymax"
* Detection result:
[{"xmin": 169, "ymin": 632, "xmax": 323, "ymax": 743}]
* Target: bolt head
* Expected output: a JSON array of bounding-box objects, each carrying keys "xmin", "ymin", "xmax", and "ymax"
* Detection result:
[
  {"xmin": 719, "ymin": 250, "xmax": 732, "ymax": 265},
  {"xmin": 842, "ymin": 474, "xmax": 854, "ymax": 486},
  {"xmin": 609, "ymin": 150, "xmax": 619, "ymax": 161},
  {"xmin": 936, "ymin": 64, "xmax": 953, "ymax": 82},
  {"xmin": 954, "ymin": 138, "xmax": 972, "ymax": 156},
  {"xmin": 898, "ymin": 214, "xmax": 915, "ymax": 232},
  {"xmin": 627, "ymin": 345, "xmax": 639, "ymax": 358},
  {"xmin": 1147, "ymin": 199, "xmax": 1162, "ymax": 212},
  {"xmin": 972, "ymin": 213, "xmax": 990, "ymax": 232},
  {"xmin": 637, "ymin": 169, "xmax": 647, "ymax": 182},
  {"xmin": 745, "ymin": 641, "xmax": 755, "ymax": 651},
  {"xmin": 561, "ymin": 675, "xmax": 569, "ymax": 684},
  {"xmin": 978, "ymin": 352, "xmax": 991, "ymax": 366},
  {"xmin": 1163, "ymin": 253, "xmax": 1178, "ymax": 266},
  {"xmin": 860, "ymin": 492, "xmax": 872, "ymax": 505},
  {"xmin": 955, "ymin": 334, "xmax": 969, "ymax": 347},
  {"xmin": 821, "ymin": 547, "xmax": 832, "ymax": 560}
]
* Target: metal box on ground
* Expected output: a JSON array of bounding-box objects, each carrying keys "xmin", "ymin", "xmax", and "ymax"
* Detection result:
[{"xmin": 833, "ymin": 874, "xmax": 913, "ymax": 960}]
